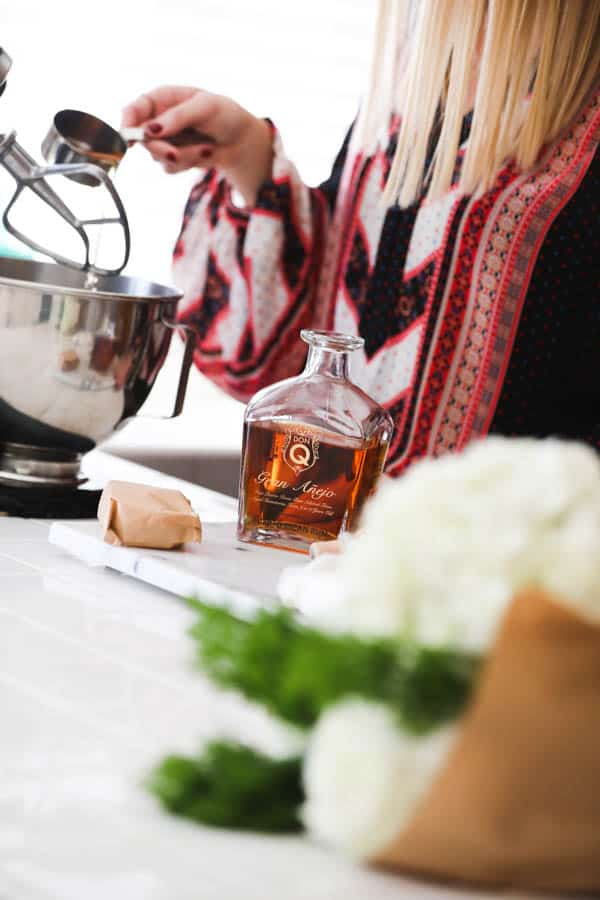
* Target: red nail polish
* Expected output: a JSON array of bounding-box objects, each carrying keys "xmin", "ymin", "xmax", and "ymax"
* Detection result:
[
  {"xmin": 166, "ymin": 151, "xmax": 177, "ymax": 163},
  {"xmin": 147, "ymin": 122, "xmax": 162, "ymax": 135}
]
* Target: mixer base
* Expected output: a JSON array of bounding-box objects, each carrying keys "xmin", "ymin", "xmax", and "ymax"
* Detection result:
[
  {"xmin": 0, "ymin": 483, "xmax": 102, "ymax": 518},
  {"xmin": 0, "ymin": 442, "xmax": 101, "ymax": 517}
]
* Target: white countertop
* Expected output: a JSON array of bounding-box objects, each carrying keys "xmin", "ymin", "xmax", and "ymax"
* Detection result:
[{"xmin": 0, "ymin": 450, "xmax": 551, "ymax": 900}]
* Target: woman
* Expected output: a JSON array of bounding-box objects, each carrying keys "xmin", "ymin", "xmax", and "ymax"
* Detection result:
[{"xmin": 122, "ymin": 0, "xmax": 600, "ymax": 475}]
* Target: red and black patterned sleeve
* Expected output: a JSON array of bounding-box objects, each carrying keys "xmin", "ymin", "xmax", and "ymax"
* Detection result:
[{"xmin": 173, "ymin": 126, "xmax": 350, "ymax": 401}]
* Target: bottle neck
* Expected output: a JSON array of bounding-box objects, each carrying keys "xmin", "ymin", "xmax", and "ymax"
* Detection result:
[{"xmin": 304, "ymin": 346, "xmax": 349, "ymax": 379}]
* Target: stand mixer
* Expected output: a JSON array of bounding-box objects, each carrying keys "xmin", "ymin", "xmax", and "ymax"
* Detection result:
[{"xmin": 0, "ymin": 47, "xmax": 195, "ymax": 516}]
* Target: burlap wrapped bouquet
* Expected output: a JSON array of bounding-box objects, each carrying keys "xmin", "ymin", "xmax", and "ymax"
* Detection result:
[{"xmin": 149, "ymin": 438, "xmax": 600, "ymax": 894}]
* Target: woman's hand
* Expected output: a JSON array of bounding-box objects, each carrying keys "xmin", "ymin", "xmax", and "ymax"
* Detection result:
[{"xmin": 121, "ymin": 86, "xmax": 273, "ymax": 206}]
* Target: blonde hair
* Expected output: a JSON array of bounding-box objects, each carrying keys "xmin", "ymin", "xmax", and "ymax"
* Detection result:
[{"xmin": 357, "ymin": 0, "xmax": 600, "ymax": 207}]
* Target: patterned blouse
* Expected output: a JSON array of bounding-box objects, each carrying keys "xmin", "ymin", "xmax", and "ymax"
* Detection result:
[{"xmin": 173, "ymin": 87, "xmax": 599, "ymax": 475}]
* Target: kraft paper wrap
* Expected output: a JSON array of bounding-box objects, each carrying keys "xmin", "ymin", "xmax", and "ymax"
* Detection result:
[
  {"xmin": 375, "ymin": 589, "xmax": 600, "ymax": 893},
  {"xmin": 98, "ymin": 480, "xmax": 202, "ymax": 549}
]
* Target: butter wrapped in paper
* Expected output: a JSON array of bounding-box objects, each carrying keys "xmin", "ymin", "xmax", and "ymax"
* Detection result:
[
  {"xmin": 374, "ymin": 588, "xmax": 600, "ymax": 893},
  {"xmin": 98, "ymin": 480, "xmax": 202, "ymax": 549}
]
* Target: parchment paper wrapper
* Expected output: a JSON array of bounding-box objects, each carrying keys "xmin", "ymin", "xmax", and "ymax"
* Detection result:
[
  {"xmin": 98, "ymin": 480, "xmax": 202, "ymax": 549},
  {"xmin": 375, "ymin": 589, "xmax": 600, "ymax": 893}
]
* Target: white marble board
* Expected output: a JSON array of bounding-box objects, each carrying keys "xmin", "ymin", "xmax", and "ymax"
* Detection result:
[{"xmin": 49, "ymin": 520, "xmax": 303, "ymax": 613}]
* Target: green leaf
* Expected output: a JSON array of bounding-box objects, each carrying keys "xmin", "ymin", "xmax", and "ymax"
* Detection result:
[
  {"xmin": 148, "ymin": 741, "xmax": 303, "ymax": 832},
  {"xmin": 188, "ymin": 602, "xmax": 481, "ymax": 734},
  {"xmin": 387, "ymin": 641, "xmax": 481, "ymax": 734}
]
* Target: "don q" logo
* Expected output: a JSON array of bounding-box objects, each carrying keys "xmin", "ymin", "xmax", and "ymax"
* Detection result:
[{"xmin": 283, "ymin": 432, "xmax": 319, "ymax": 475}]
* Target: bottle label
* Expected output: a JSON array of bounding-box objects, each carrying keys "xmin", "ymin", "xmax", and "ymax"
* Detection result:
[
  {"xmin": 282, "ymin": 432, "xmax": 320, "ymax": 475},
  {"xmin": 239, "ymin": 422, "xmax": 387, "ymax": 546},
  {"xmin": 256, "ymin": 471, "xmax": 335, "ymax": 502}
]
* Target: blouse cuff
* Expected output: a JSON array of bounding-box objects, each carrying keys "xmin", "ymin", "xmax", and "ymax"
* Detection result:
[{"xmin": 224, "ymin": 119, "xmax": 290, "ymax": 219}]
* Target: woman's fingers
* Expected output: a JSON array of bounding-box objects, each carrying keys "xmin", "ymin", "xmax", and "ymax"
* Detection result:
[
  {"xmin": 144, "ymin": 92, "xmax": 217, "ymax": 141},
  {"xmin": 164, "ymin": 143, "xmax": 216, "ymax": 171},
  {"xmin": 143, "ymin": 139, "xmax": 179, "ymax": 164},
  {"xmin": 121, "ymin": 94, "xmax": 154, "ymax": 128},
  {"xmin": 120, "ymin": 85, "xmax": 266, "ymax": 192},
  {"xmin": 163, "ymin": 145, "xmax": 216, "ymax": 173},
  {"xmin": 120, "ymin": 86, "xmax": 217, "ymax": 170},
  {"xmin": 145, "ymin": 138, "xmax": 215, "ymax": 173},
  {"xmin": 120, "ymin": 85, "xmax": 197, "ymax": 128}
]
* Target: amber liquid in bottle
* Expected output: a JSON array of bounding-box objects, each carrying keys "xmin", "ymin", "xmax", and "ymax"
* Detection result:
[{"xmin": 238, "ymin": 421, "xmax": 388, "ymax": 552}]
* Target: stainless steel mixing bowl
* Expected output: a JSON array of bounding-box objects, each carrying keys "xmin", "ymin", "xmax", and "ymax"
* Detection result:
[{"xmin": 0, "ymin": 257, "xmax": 193, "ymax": 456}]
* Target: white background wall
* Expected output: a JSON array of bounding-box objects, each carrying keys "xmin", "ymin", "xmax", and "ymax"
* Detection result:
[{"xmin": 0, "ymin": 0, "xmax": 374, "ymax": 458}]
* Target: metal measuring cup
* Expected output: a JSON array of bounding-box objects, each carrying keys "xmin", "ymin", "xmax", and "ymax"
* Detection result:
[
  {"xmin": 42, "ymin": 109, "xmax": 216, "ymax": 186},
  {"xmin": 42, "ymin": 110, "xmax": 128, "ymax": 187}
]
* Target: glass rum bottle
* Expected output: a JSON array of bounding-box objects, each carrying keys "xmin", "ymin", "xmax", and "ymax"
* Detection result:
[{"xmin": 237, "ymin": 330, "xmax": 393, "ymax": 553}]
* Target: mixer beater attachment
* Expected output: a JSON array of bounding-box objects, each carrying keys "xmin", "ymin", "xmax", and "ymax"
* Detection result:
[{"xmin": 0, "ymin": 47, "xmax": 130, "ymax": 275}]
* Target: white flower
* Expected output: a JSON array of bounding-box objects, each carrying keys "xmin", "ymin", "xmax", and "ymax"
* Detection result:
[
  {"xmin": 302, "ymin": 699, "xmax": 455, "ymax": 858},
  {"xmin": 277, "ymin": 553, "xmax": 348, "ymax": 630},
  {"xmin": 278, "ymin": 438, "xmax": 600, "ymax": 652}
]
